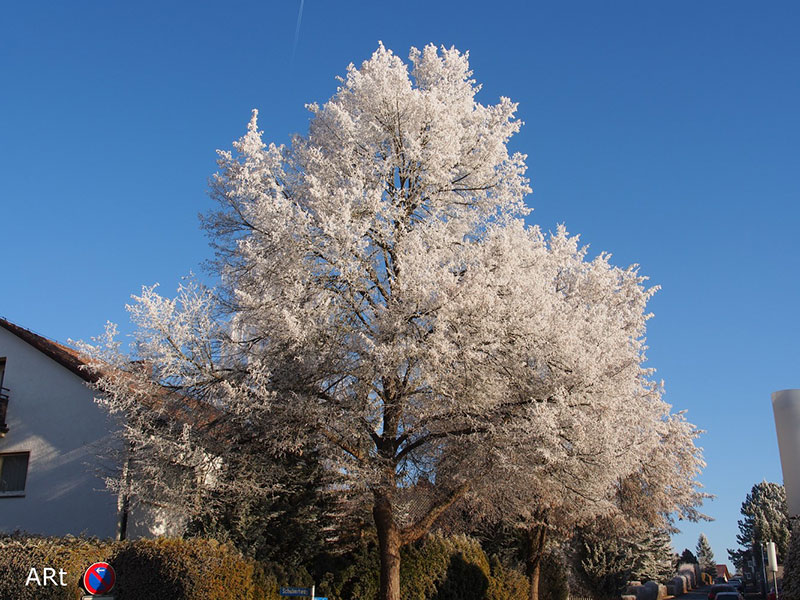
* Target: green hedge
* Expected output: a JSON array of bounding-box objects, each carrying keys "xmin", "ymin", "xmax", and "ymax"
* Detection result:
[
  {"xmin": 0, "ymin": 535, "xmax": 115, "ymax": 600},
  {"xmin": 0, "ymin": 533, "xmax": 539, "ymax": 600},
  {"xmin": 0, "ymin": 535, "xmax": 267, "ymax": 600},
  {"xmin": 111, "ymin": 537, "xmax": 268, "ymax": 600}
]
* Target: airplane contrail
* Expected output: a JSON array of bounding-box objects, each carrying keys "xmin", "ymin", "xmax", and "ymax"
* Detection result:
[{"xmin": 292, "ymin": 0, "xmax": 305, "ymax": 62}]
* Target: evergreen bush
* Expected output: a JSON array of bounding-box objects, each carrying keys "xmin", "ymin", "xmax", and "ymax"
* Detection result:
[
  {"xmin": 0, "ymin": 532, "xmax": 533, "ymax": 600},
  {"xmin": 111, "ymin": 537, "xmax": 263, "ymax": 599},
  {"xmin": 486, "ymin": 555, "xmax": 530, "ymax": 600},
  {"xmin": 0, "ymin": 535, "xmax": 265, "ymax": 600},
  {"xmin": 309, "ymin": 533, "xmax": 530, "ymax": 600}
]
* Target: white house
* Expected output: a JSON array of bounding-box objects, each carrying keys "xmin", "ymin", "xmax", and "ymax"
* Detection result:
[
  {"xmin": 0, "ymin": 317, "xmax": 235, "ymax": 541},
  {"xmin": 0, "ymin": 317, "xmax": 124, "ymax": 537},
  {"xmin": 0, "ymin": 317, "xmax": 188, "ymax": 539}
]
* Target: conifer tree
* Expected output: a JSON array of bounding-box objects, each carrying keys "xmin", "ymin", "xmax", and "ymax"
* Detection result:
[
  {"xmin": 697, "ymin": 533, "xmax": 716, "ymax": 577},
  {"xmin": 680, "ymin": 548, "xmax": 698, "ymax": 564},
  {"xmin": 632, "ymin": 528, "xmax": 676, "ymax": 583},
  {"xmin": 728, "ymin": 481, "xmax": 789, "ymax": 571},
  {"xmin": 576, "ymin": 530, "xmax": 634, "ymax": 597}
]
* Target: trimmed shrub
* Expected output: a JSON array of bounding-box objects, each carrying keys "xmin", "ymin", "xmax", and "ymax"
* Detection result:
[
  {"xmin": 412, "ymin": 534, "xmax": 490, "ymax": 600},
  {"xmin": 486, "ymin": 555, "xmax": 529, "ymax": 600},
  {"xmin": 677, "ymin": 563, "xmax": 697, "ymax": 589},
  {"xmin": 0, "ymin": 535, "xmax": 266, "ymax": 600},
  {"xmin": 430, "ymin": 537, "xmax": 491, "ymax": 600},
  {"xmin": 670, "ymin": 575, "xmax": 687, "ymax": 595},
  {"xmin": 408, "ymin": 534, "xmax": 534, "ymax": 600},
  {"xmin": 626, "ymin": 581, "xmax": 668, "ymax": 600},
  {"xmin": 0, "ymin": 535, "xmax": 116, "ymax": 600},
  {"xmin": 1, "ymin": 533, "xmax": 532, "ymax": 600},
  {"xmin": 111, "ymin": 537, "xmax": 262, "ymax": 600}
]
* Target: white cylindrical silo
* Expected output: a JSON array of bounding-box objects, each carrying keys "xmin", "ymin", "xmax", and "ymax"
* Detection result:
[{"xmin": 771, "ymin": 389, "xmax": 800, "ymax": 518}]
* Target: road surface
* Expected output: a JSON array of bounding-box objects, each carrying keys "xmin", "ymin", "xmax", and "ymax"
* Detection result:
[{"xmin": 683, "ymin": 585, "xmax": 711, "ymax": 600}]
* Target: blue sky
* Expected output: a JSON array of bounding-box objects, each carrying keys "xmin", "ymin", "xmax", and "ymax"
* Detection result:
[{"xmin": 2, "ymin": 1, "xmax": 798, "ymax": 563}]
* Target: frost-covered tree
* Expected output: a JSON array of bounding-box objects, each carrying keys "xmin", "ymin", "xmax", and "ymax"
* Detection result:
[
  {"xmin": 575, "ymin": 526, "xmax": 635, "ymax": 598},
  {"xmin": 573, "ymin": 520, "xmax": 675, "ymax": 597},
  {"xmin": 82, "ymin": 44, "xmax": 705, "ymax": 600},
  {"xmin": 697, "ymin": 533, "xmax": 716, "ymax": 577},
  {"xmin": 472, "ymin": 407, "xmax": 705, "ymax": 600},
  {"xmin": 80, "ymin": 317, "xmax": 340, "ymax": 553},
  {"xmin": 728, "ymin": 481, "xmax": 789, "ymax": 571},
  {"xmin": 632, "ymin": 528, "xmax": 677, "ymax": 583}
]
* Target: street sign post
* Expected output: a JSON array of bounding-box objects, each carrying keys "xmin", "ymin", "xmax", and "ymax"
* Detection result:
[
  {"xmin": 82, "ymin": 562, "xmax": 116, "ymax": 596},
  {"xmin": 280, "ymin": 588, "xmax": 311, "ymax": 596},
  {"xmin": 279, "ymin": 586, "xmax": 315, "ymax": 598}
]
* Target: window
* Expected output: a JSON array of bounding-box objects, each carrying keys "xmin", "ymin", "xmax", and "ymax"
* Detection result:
[
  {"xmin": 0, "ymin": 452, "xmax": 29, "ymax": 496},
  {"xmin": 0, "ymin": 357, "xmax": 7, "ymax": 436}
]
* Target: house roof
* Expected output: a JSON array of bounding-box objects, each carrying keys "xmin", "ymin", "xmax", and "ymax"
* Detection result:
[
  {"xmin": 0, "ymin": 318, "xmax": 98, "ymax": 383},
  {"xmin": 0, "ymin": 316, "xmax": 228, "ymax": 440}
]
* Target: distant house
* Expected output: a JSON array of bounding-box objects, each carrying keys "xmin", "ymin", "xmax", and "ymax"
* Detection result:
[
  {"xmin": 0, "ymin": 317, "xmax": 180, "ymax": 539},
  {"xmin": 716, "ymin": 564, "xmax": 732, "ymax": 581}
]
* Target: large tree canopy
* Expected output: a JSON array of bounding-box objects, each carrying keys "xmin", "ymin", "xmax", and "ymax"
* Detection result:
[{"xmin": 83, "ymin": 44, "xmax": 706, "ymax": 600}]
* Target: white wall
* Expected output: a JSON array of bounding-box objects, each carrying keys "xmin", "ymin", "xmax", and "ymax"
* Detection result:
[
  {"xmin": 0, "ymin": 327, "xmax": 121, "ymax": 538},
  {"xmin": 127, "ymin": 503, "xmax": 186, "ymax": 538},
  {"xmin": 772, "ymin": 389, "xmax": 800, "ymax": 518}
]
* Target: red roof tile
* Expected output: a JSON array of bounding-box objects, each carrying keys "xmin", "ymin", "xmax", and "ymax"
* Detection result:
[{"xmin": 0, "ymin": 318, "xmax": 97, "ymax": 383}]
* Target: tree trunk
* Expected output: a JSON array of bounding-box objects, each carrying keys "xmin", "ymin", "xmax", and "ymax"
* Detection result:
[
  {"xmin": 530, "ymin": 559, "xmax": 541, "ymax": 600},
  {"xmin": 374, "ymin": 493, "xmax": 402, "ymax": 600},
  {"xmin": 526, "ymin": 525, "xmax": 548, "ymax": 600}
]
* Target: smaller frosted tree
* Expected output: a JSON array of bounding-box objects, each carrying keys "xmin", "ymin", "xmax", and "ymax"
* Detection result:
[
  {"xmin": 696, "ymin": 533, "xmax": 716, "ymax": 577},
  {"xmin": 728, "ymin": 481, "xmax": 789, "ymax": 571},
  {"xmin": 574, "ymin": 521, "xmax": 675, "ymax": 593},
  {"xmin": 576, "ymin": 531, "xmax": 634, "ymax": 598},
  {"xmin": 632, "ymin": 528, "xmax": 677, "ymax": 583}
]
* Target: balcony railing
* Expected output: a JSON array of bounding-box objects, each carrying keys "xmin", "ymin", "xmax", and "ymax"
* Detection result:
[{"xmin": 0, "ymin": 387, "xmax": 8, "ymax": 436}]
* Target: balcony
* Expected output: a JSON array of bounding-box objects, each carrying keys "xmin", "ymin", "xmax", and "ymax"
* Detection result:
[{"xmin": 0, "ymin": 387, "xmax": 8, "ymax": 436}]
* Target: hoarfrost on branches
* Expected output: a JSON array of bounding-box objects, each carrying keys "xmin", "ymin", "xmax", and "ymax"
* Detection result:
[
  {"xmin": 728, "ymin": 481, "xmax": 789, "ymax": 572},
  {"xmin": 81, "ymin": 43, "xmax": 706, "ymax": 600}
]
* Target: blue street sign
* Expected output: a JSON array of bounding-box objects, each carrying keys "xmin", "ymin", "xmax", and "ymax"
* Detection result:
[{"xmin": 280, "ymin": 587, "xmax": 312, "ymax": 596}]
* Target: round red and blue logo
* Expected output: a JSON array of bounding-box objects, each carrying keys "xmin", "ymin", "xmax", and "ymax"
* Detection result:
[{"xmin": 82, "ymin": 562, "xmax": 116, "ymax": 595}]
